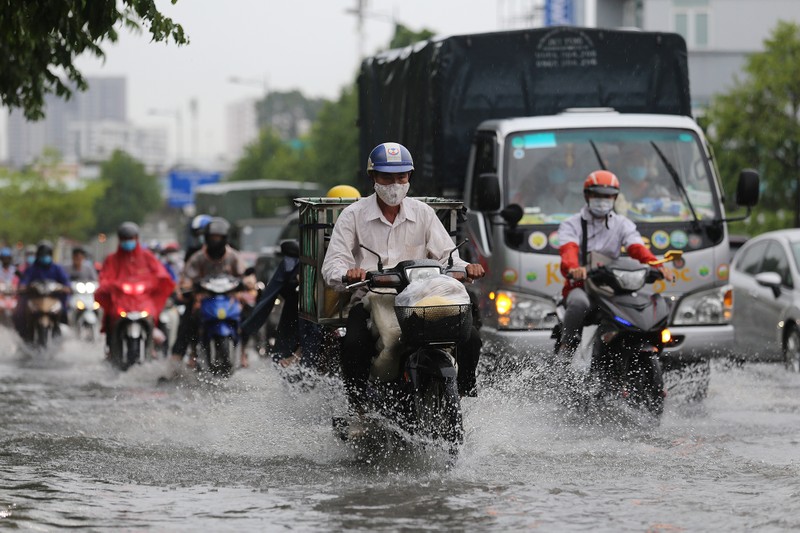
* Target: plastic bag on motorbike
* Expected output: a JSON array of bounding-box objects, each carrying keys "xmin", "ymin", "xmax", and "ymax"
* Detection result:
[{"xmin": 395, "ymin": 274, "xmax": 470, "ymax": 307}]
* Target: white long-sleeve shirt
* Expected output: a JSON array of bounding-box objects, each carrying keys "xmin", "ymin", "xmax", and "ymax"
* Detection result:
[{"xmin": 321, "ymin": 194, "xmax": 467, "ymax": 293}]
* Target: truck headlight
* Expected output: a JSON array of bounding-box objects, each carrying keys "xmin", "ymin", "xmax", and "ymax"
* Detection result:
[
  {"xmin": 672, "ymin": 284, "xmax": 732, "ymax": 325},
  {"xmin": 490, "ymin": 290, "xmax": 558, "ymax": 330}
]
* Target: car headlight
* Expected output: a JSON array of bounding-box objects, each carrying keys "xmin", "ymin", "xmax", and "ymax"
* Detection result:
[
  {"xmin": 490, "ymin": 289, "xmax": 558, "ymax": 330},
  {"xmin": 672, "ymin": 284, "xmax": 732, "ymax": 325}
]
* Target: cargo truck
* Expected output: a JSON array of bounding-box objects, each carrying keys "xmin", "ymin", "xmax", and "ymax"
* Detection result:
[{"xmin": 358, "ymin": 26, "xmax": 759, "ymax": 383}]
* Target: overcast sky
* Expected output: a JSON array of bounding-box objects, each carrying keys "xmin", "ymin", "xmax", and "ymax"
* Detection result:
[{"xmin": 63, "ymin": 0, "xmax": 505, "ymax": 164}]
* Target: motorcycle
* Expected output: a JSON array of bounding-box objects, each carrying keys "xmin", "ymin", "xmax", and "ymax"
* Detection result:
[
  {"xmin": 23, "ymin": 280, "xmax": 68, "ymax": 348},
  {"xmin": 195, "ymin": 274, "xmax": 243, "ymax": 377},
  {"xmin": 0, "ymin": 281, "xmax": 17, "ymax": 328},
  {"xmin": 552, "ymin": 250, "xmax": 684, "ymax": 419},
  {"xmin": 156, "ymin": 295, "xmax": 182, "ymax": 358},
  {"xmin": 107, "ymin": 280, "xmax": 156, "ymax": 371},
  {"xmin": 334, "ymin": 245, "xmax": 472, "ymax": 454},
  {"xmin": 70, "ymin": 281, "xmax": 100, "ymax": 342}
]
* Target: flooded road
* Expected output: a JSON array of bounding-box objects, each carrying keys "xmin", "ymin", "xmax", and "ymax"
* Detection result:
[{"xmin": 1, "ymin": 327, "xmax": 799, "ymax": 531}]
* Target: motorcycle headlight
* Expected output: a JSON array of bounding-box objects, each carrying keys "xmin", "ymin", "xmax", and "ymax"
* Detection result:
[
  {"xmin": 404, "ymin": 266, "xmax": 441, "ymax": 283},
  {"xmin": 612, "ymin": 268, "xmax": 647, "ymax": 291},
  {"xmin": 490, "ymin": 290, "xmax": 558, "ymax": 330},
  {"xmin": 672, "ymin": 284, "xmax": 732, "ymax": 325}
]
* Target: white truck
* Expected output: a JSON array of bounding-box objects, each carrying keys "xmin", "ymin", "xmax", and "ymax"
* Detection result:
[{"xmin": 358, "ymin": 26, "xmax": 759, "ymax": 383}]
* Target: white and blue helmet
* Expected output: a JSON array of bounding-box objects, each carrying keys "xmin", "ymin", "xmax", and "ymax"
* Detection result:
[{"xmin": 366, "ymin": 142, "xmax": 414, "ymax": 173}]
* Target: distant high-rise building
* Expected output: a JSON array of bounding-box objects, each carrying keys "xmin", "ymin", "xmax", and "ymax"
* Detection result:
[
  {"xmin": 6, "ymin": 76, "xmax": 168, "ymax": 170},
  {"xmin": 225, "ymin": 97, "xmax": 259, "ymax": 160}
]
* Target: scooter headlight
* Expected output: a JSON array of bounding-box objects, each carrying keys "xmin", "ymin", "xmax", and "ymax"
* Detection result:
[
  {"xmin": 490, "ymin": 290, "xmax": 558, "ymax": 330},
  {"xmin": 672, "ymin": 284, "xmax": 732, "ymax": 325},
  {"xmin": 612, "ymin": 268, "xmax": 647, "ymax": 291},
  {"xmin": 404, "ymin": 266, "xmax": 441, "ymax": 283}
]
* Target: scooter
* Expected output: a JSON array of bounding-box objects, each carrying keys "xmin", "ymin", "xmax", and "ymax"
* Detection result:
[
  {"xmin": 196, "ymin": 274, "xmax": 243, "ymax": 377},
  {"xmin": 107, "ymin": 280, "xmax": 155, "ymax": 371},
  {"xmin": 156, "ymin": 295, "xmax": 182, "ymax": 358},
  {"xmin": 70, "ymin": 281, "xmax": 100, "ymax": 342},
  {"xmin": 552, "ymin": 250, "xmax": 684, "ymax": 419},
  {"xmin": 23, "ymin": 280, "xmax": 68, "ymax": 349},
  {"xmin": 0, "ymin": 281, "xmax": 17, "ymax": 328},
  {"xmin": 334, "ymin": 244, "xmax": 472, "ymax": 454}
]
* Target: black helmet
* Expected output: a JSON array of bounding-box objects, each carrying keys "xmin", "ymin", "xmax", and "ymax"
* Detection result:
[
  {"xmin": 205, "ymin": 217, "xmax": 230, "ymax": 238},
  {"xmin": 36, "ymin": 239, "xmax": 54, "ymax": 257},
  {"xmin": 117, "ymin": 222, "xmax": 140, "ymax": 240}
]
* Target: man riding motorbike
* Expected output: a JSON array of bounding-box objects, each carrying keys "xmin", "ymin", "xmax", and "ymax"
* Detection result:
[
  {"xmin": 556, "ymin": 170, "xmax": 675, "ymax": 364},
  {"xmin": 66, "ymin": 246, "xmax": 98, "ymax": 283},
  {"xmin": 95, "ymin": 222, "xmax": 176, "ymax": 356},
  {"xmin": 15, "ymin": 240, "xmax": 71, "ymax": 342},
  {"xmin": 170, "ymin": 217, "xmax": 248, "ymax": 368},
  {"xmin": 321, "ymin": 142, "xmax": 485, "ymax": 435},
  {"xmin": 0, "ymin": 247, "xmax": 19, "ymax": 328}
]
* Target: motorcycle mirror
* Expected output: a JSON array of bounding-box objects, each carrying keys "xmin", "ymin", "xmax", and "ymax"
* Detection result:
[
  {"xmin": 359, "ymin": 244, "xmax": 383, "ymax": 272},
  {"xmin": 447, "ymin": 238, "xmax": 469, "ymax": 268}
]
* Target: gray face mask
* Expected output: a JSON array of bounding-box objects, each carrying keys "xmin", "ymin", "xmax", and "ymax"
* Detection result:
[
  {"xmin": 374, "ymin": 182, "xmax": 409, "ymax": 206},
  {"xmin": 588, "ymin": 198, "xmax": 615, "ymax": 217}
]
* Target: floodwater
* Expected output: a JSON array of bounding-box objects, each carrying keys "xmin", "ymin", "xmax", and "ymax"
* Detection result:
[{"xmin": 1, "ymin": 327, "xmax": 799, "ymax": 532}]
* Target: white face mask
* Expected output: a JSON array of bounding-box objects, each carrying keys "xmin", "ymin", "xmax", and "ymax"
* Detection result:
[
  {"xmin": 374, "ymin": 182, "xmax": 409, "ymax": 206},
  {"xmin": 588, "ymin": 198, "xmax": 615, "ymax": 218}
]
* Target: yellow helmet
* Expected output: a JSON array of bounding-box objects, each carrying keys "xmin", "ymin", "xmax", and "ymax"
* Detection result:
[{"xmin": 326, "ymin": 184, "xmax": 361, "ymax": 199}]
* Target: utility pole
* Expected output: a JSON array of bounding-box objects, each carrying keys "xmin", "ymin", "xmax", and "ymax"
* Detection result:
[
  {"xmin": 345, "ymin": 0, "xmax": 368, "ymax": 60},
  {"xmin": 189, "ymin": 98, "xmax": 198, "ymax": 161}
]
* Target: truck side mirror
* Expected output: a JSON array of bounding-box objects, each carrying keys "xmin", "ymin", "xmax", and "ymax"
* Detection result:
[
  {"xmin": 500, "ymin": 204, "xmax": 524, "ymax": 228},
  {"xmin": 475, "ymin": 173, "xmax": 501, "ymax": 212},
  {"xmin": 736, "ymin": 169, "xmax": 760, "ymax": 208}
]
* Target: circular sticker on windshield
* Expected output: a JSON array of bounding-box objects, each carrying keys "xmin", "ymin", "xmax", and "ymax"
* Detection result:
[
  {"xmin": 549, "ymin": 231, "xmax": 560, "ymax": 249},
  {"xmin": 670, "ymin": 230, "xmax": 688, "ymax": 249},
  {"xmin": 651, "ymin": 230, "xmax": 670, "ymax": 249},
  {"xmin": 502, "ymin": 268, "xmax": 518, "ymax": 284},
  {"xmin": 513, "ymin": 149, "xmax": 525, "ymax": 159},
  {"xmin": 688, "ymin": 234, "xmax": 703, "ymax": 249},
  {"xmin": 528, "ymin": 231, "xmax": 548, "ymax": 250},
  {"xmin": 511, "ymin": 137, "xmax": 524, "ymax": 148}
]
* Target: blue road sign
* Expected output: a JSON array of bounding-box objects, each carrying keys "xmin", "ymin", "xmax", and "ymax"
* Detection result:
[
  {"xmin": 167, "ymin": 170, "xmax": 221, "ymax": 207},
  {"xmin": 545, "ymin": 0, "xmax": 575, "ymax": 26}
]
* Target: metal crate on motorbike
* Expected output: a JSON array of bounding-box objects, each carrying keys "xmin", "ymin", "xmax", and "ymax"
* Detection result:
[{"xmin": 295, "ymin": 197, "xmax": 465, "ymax": 326}]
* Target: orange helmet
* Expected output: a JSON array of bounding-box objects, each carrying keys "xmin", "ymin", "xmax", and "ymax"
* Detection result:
[{"xmin": 583, "ymin": 170, "xmax": 620, "ymax": 195}]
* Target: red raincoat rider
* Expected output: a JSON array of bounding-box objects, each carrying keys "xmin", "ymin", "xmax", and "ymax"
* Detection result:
[{"xmin": 95, "ymin": 222, "xmax": 175, "ymax": 338}]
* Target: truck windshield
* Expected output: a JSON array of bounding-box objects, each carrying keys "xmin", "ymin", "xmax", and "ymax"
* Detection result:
[{"xmin": 505, "ymin": 128, "xmax": 719, "ymax": 224}]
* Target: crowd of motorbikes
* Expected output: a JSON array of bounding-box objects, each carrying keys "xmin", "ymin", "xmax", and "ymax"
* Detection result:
[
  {"xmin": 1, "ymin": 244, "xmax": 268, "ymax": 380},
  {"xmin": 1, "ymin": 232, "xmax": 688, "ymax": 459}
]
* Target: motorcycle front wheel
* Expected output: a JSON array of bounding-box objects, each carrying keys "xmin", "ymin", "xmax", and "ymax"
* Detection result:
[
  {"xmin": 206, "ymin": 336, "xmax": 234, "ymax": 377},
  {"xmin": 120, "ymin": 336, "xmax": 143, "ymax": 371},
  {"xmin": 627, "ymin": 351, "xmax": 665, "ymax": 418},
  {"xmin": 412, "ymin": 376, "xmax": 463, "ymax": 452},
  {"xmin": 35, "ymin": 321, "xmax": 53, "ymax": 348}
]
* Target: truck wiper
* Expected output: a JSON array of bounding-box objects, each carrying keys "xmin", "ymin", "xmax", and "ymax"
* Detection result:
[
  {"xmin": 588, "ymin": 140, "xmax": 607, "ymax": 170},
  {"xmin": 649, "ymin": 141, "xmax": 700, "ymax": 223}
]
